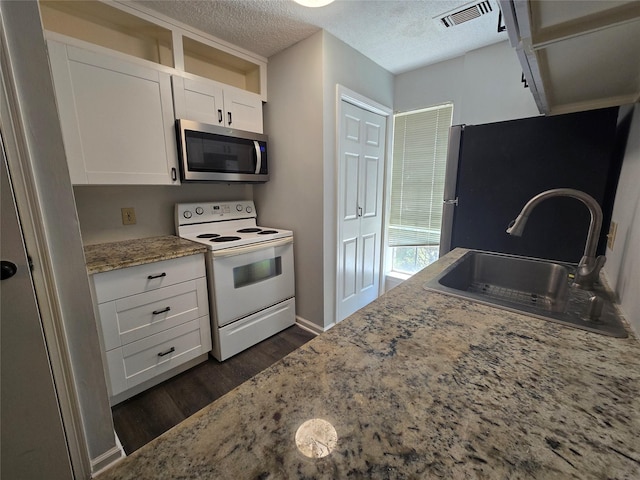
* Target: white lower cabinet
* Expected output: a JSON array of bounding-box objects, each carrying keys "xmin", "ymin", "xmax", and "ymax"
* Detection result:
[
  {"xmin": 91, "ymin": 254, "xmax": 211, "ymax": 404},
  {"xmin": 105, "ymin": 320, "xmax": 204, "ymax": 398}
]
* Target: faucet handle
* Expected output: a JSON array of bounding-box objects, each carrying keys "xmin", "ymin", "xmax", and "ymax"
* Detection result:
[
  {"xmin": 575, "ymin": 255, "xmax": 606, "ymax": 288},
  {"xmin": 583, "ymin": 295, "xmax": 604, "ymax": 321}
]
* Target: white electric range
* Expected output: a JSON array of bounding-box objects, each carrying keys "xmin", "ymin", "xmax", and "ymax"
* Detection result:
[{"xmin": 175, "ymin": 201, "xmax": 295, "ymax": 361}]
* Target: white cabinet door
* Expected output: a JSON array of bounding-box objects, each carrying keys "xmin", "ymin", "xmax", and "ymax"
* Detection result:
[
  {"xmin": 172, "ymin": 76, "xmax": 224, "ymax": 126},
  {"xmin": 223, "ymin": 87, "xmax": 264, "ymax": 133},
  {"xmin": 172, "ymin": 75, "xmax": 263, "ymax": 133},
  {"xmin": 336, "ymin": 100, "xmax": 387, "ymax": 322},
  {"xmin": 47, "ymin": 40, "xmax": 179, "ymax": 185}
]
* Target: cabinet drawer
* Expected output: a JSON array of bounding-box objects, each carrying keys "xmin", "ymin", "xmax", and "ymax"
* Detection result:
[
  {"xmin": 106, "ymin": 319, "xmax": 207, "ymax": 396},
  {"xmin": 93, "ymin": 254, "xmax": 205, "ymax": 303},
  {"xmin": 98, "ymin": 278, "xmax": 208, "ymax": 350}
]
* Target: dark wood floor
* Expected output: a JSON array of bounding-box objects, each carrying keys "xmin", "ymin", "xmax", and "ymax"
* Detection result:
[{"xmin": 111, "ymin": 325, "xmax": 316, "ymax": 454}]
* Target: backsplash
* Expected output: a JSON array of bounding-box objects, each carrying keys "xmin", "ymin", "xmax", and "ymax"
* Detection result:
[{"xmin": 74, "ymin": 183, "xmax": 253, "ymax": 245}]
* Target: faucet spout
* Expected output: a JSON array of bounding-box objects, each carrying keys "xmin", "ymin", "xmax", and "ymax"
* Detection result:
[{"xmin": 506, "ymin": 188, "xmax": 606, "ymax": 289}]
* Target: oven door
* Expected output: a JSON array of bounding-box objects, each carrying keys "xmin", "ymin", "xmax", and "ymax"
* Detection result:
[{"xmin": 210, "ymin": 237, "xmax": 294, "ymax": 327}]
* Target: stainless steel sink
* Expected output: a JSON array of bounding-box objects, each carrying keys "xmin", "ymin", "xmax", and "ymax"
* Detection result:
[{"xmin": 424, "ymin": 250, "xmax": 628, "ymax": 337}]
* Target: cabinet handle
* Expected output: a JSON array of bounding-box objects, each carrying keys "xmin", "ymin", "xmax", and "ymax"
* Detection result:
[
  {"xmin": 227, "ymin": 112, "xmax": 232, "ymax": 126},
  {"xmin": 152, "ymin": 306, "xmax": 171, "ymax": 315},
  {"xmin": 357, "ymin": 206, "xmax": 363, "ymax": 217},
  {"xmin": 157, "ymin": 346, "xmax": 175, "ymax": 357},
  {"xmin": 147, "ymin": 272, "xmax": 166, "ymax": 280},
  {"xmin": 171, "ymin": 167, "xmax": 177, "ymax": 182},
  {"xmin": 218, "ymin": 109, "xmax": 223, "ymax": 123}
]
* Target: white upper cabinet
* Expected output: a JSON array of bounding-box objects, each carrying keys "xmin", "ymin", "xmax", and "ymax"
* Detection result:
[
  {"xmin": 47, "ymin": 40, "xmax": 179, "ymax": 185},
  {"xmin": 39, "ymin": 0, "xmax": 267, "ymax": 184},
  {"xmin": 39, "ymin": 1, "xmax": 267, "ymax": 98},
  {"xmin": 172, "ymin": 76, "xmax": 263, "ymax": 133},
  {"xmin": 499, "ymin": 0, "xmax": 640, "ymax": 115},
  {"xmin": 222, "ymin": 88, "xmax": 264, "ymax": 134}
]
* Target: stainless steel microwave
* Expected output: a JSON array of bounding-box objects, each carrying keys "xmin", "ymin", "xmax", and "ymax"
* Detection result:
[{"xmin": 176, "ymin": 119, "xmax": 268, "ymax": 183}]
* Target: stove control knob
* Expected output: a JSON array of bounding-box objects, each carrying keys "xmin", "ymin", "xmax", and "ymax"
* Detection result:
[
  {"xmin": 246, "ymin": 206, "xmax": 253, "ymax": 213},
  {"xmin": 195, "ymin": 207, "xmax": 204, "ymax": 215},
  {"xmin": 183, "ymin": 210, "xmax": 192, "ymax": 219},
  {"xmin": 236, "ymin": 204, "xmax": 243, "ymax": 212}
]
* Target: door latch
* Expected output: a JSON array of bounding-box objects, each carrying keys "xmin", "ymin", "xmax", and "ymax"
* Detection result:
[{"xmin": 1, "ymin": 261, "xmax": 17, "ymax": 280}]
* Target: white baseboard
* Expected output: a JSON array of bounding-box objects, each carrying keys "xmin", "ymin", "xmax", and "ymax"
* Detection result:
[
  {"xmin": 295, "ymin": 316, "xmax": 326, "ymax": 335},
  {"xmin": 90, "ymin": 436, "xmax": 125, "ymax": 477}
]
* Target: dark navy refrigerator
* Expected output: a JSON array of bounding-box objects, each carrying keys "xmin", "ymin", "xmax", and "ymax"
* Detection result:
[{"xmin": 439, "ymin": 107, "xmax": 624, "ymax": 264}]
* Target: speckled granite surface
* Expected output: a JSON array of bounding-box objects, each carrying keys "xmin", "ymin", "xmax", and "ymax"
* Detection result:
[
  {"xmin": 97, "ymin": 249, "xmax": 640, "ymax": 479},
  {"xmin": 84, "ymin": 236, "xmax": 207, "ymax": 274}
]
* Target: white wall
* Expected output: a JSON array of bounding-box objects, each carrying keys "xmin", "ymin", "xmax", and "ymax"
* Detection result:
[
  {"xmin": 74, "ymin": 183, "xmax": 252, "ymax": 244},
  {"xmin": 604, "ymin": 103, "xmax": 640, "ymax": 336},
  {"xmin": 321, "ymin": 32, "xmax": 394, "ymax": 328},
  {"xmin": 255, "ymin": 31, "xmax": 393, "ymax": 330},
  {"xmin": 395, "ymin": 41, "xmax": 539, "ymax": 125},
  {"xmin": 395, "ymin": 55, "xmax": 464, "ymax": 120},
  {"xmin": 254, "ymin": 31, "xmax": 326, "ymax": 329}
]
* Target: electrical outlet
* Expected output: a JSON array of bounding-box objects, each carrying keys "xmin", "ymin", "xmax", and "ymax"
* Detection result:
[
  {"xmin": 121, "ymin": 207, "xmax": 136, "ymax": 225},
  {"xmin": 607, "ymin": 221, "xmax": 617, "ymax": 250}
]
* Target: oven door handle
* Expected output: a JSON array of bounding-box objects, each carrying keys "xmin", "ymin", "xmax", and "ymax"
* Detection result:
[
  {"xmin": 253, "ymin": 141, "xmax": 262, "ymax": 174},
  {"xmin": 212, "ymin": 237, "xmax": 293, "ymax": 258}
]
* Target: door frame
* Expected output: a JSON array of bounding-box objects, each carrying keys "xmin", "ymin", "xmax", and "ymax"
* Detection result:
[
  {"xmin": 0, "ymin": 49, "xmax": 90, "ymax": 479},
  {"xmin": 335, "ymin": 85, "xmax": 392, "ymax": 324},
  {"xmin": 1, "ymin": 131, "xmax": 75, "ymax": 479},
  {"xmin": 1, "ymin": 1, "xmax": 121, "ymax": 476}
]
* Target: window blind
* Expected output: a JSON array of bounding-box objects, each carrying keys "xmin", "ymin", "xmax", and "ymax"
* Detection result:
[{"xmin": 388, "ymin": 104, "xmax": 453, "ymax": 247}]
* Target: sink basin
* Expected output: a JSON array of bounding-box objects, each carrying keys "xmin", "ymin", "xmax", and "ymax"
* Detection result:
[{"xmin": 424, "ymin": 250, "xmax": 628, "ymax": 337}]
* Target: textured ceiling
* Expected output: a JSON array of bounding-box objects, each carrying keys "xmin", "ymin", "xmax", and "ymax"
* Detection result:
[{"xmin": 135, "ymin": 0, "xmax": 509, "ymax": 74}]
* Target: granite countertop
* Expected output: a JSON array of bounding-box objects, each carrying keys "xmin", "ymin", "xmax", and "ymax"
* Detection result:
[
  {"xmin": 84, "ymin": 235, "xmax": 207, "ymax": 274},
  {"xmin": 97, "ymin": 248, "xmax": 640, "ymax": 479}
]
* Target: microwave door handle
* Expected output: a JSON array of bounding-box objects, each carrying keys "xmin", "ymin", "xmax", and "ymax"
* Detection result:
[{"xmin": 253, "ymin": 141, "xmax": 262, "ymax": 174}]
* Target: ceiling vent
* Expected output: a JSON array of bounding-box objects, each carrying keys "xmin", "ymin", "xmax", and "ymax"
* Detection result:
[{"xmin": 440, "ymin": 1, "xmax": 493, "ymax": 28}]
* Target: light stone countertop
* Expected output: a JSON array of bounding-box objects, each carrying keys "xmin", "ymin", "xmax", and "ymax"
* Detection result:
[
  {"xmin": 84, "ymin": 235, "xmax": 207, "ymax": 274},
  {"xmin": 97, "ymin": 248, "xmax": 640, "ymax": 479}
]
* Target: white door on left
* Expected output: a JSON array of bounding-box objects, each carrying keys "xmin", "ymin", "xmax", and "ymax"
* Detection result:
[{"xmin": 1, "ymin": 139, "xmax": 73, "ymax": 480}]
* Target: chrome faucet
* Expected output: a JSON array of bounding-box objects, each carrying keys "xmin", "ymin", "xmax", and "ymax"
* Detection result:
[{"xmin": 506, "ymin": 188, "xmax": 606, "ymax": 289}]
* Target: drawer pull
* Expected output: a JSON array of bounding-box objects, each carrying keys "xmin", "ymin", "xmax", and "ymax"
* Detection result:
[
  {"xmin": 147, "ymin": 272, "xmax": 167, "ymax": 280},
  {"xmin": 157, "ymin": 347, "xmax": 175, "ymax": 357},
  {"xmin": 152, "ymin": 306, "xmax": 171, "ymax": 315}
]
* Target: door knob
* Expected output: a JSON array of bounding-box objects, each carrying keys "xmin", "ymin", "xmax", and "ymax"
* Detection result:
[{"xmin": 1, "ymin": 261, "xmax": 17, "ymax": 280}]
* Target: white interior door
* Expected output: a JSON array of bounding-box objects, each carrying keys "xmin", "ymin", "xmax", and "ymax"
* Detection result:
[
  {"xmin": 337, "ymin": 99, "xmax": 387, "ymax": 322},
  {"xmin": 1, "ymin": 138, "xmax": 73, "ymax": 480}
]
